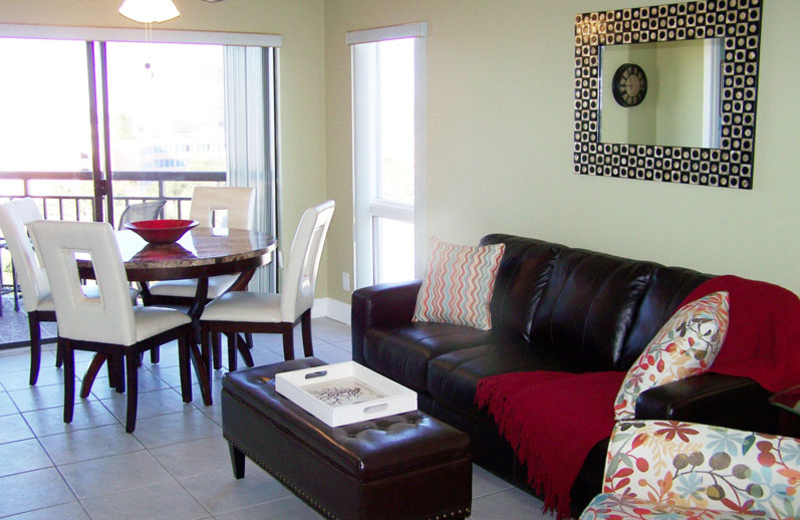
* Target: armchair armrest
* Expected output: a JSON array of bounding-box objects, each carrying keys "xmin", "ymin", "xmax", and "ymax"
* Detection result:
[
  {"xmin": 635, "ymin": 373, "xmax": 778, "ymax": 433},
  {"xmin": 351, "ymin": 280, "xmax": 422, "ymax": 364},
  {"xmin": 596, "ymin": 420, "xmax": 799, "ymax": 517}
]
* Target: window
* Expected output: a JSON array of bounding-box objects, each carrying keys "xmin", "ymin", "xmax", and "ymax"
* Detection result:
[
  {"xmin": 350, "ymin": 23, "xmax": 427, "ymax": 288},
  {"xmin": 0, "ymin": 25, "xmax": 280, "ymax": 291}
]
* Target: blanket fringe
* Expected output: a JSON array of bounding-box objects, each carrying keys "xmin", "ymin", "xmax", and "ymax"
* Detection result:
[{"xmin": 476, "ymin": 376, "xmax": 572, "ymax": 519}]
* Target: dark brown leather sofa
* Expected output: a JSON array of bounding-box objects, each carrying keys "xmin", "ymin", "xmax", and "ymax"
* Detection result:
[{"xmin": 351, "ymin": 234, "xmax": 777, "ymax": 517}]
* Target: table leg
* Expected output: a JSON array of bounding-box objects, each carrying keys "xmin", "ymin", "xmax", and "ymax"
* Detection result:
[
  {"xmin": 80, "ymin": 353, "xmax": 108, "ymax": 398},
  {"xmin": 193, "ymin": 333, "xmax": 213, "ymax": 406},
  {"xmin": 187, "ymin": 277, "xmax": 215, "ymax": 405}
]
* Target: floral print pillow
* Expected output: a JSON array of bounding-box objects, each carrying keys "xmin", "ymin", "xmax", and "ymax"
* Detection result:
[
  {"xmin": 580, "ymin": 420, "xmax": 800, "ymax": 520},
  {"xmin": 614, "ymin": 291, "xmax": 730, "ymax": 421}
]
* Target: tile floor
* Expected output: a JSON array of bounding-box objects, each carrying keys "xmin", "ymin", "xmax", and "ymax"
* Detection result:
[{"xmin": 0, "ymin": 318, "xmax": 554, "ymax": 520}]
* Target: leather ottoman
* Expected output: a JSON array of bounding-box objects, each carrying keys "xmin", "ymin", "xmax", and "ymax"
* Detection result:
[{"xmin": 221, "ymin": 357, "xmax": 473, "ymax": 520}]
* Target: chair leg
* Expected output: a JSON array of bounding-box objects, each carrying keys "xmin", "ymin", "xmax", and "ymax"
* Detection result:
[
  {"xmin": 178, "ymin": 331, "xmax": 192, "ymax": 403},
  {"xmin": 226, "ymin": 333, "xmax": 238, "ymax": 372},
  {"xmin": 229, "ymin": 442, "xmax": 246, "ymax": 479},
  {"xmin": 125, "ymin": 351, "xmax": 139, "ymax": 433},
  {"xmin": 281, "ymin": 323, "xmax": 295, "ymax": 361},
  {"xmin": 237, "ymin": 334, "xmax": 254, "ymax": 368},
  {"xmin": 55, "ymin": 337, "xmax": 63, "ymax": 369},
  {"xmin": 28, "ymin": 313, "xmax": 41, "ymax": 386},
  {"xmin": 301, "ymin": 310, "xmax": 314, "ymax": 358},
  {"xmin": 213, "ymin": 333, "xmax": 223, "ymax": 370},
  {"xmin": 109, "ymin": 355, "xmax": 125, "ymax": 394},
  {"xmin": 150, "ymin": 347, "xmax": 160, "ymax": 364},
  {"xmin": 80, "ymin": 353, "xmax": 109, "ymax": 399},
  {"xmin": 200, "ymin": 324, "xmax": 214, "ymax": 404},
  {"xmin": 63, "ymin": 339, "xmax": 75, "ymax": 424}
]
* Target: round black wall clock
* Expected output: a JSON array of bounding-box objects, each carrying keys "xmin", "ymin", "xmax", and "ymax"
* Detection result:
[{"xmin": 612, "ymin": 63, "xmax": 648, "ymax": 107}]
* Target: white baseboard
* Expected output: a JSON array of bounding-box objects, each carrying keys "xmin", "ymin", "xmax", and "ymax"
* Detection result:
[{"xmin": 311, "ymin": 297, "xmax": 351, "ymax": 325}]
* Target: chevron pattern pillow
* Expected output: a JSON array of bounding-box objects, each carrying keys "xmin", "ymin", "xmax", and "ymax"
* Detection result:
[{"xmin": 413, "ymin": 239, "xmax": 505, "ymax": 330}]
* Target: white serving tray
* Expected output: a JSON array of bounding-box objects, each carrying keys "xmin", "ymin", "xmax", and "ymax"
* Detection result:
[{"xmin": 275, "ymin": 361, "xmax": 417, "ymax": 427}]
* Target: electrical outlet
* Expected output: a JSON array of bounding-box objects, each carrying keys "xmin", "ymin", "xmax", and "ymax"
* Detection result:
[{"xmin": 342, "ymin": 272, "xmax": 350, "ymax": 291}]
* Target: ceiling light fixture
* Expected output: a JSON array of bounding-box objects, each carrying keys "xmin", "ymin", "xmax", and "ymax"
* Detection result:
[{"xmin": 118, "ymin": 0, "xmax": 181, "ymax": 24}]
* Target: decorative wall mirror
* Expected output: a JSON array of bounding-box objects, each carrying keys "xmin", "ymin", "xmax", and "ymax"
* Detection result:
[{"xmin": 573, "ymin": 0, "xmax": 762, "ymax": 189}]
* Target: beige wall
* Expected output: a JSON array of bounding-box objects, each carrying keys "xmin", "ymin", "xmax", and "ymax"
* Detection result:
[
  {"xmin": 5, "ymin": 0, "xmax": 800, "ymax": 307},
  {"xmin": 0, "ymin": 0, "xmax": 328, "ymax": 294},
  {"xmin": 324, "ymin": 0, "xmax": 800, "ymax": 305}
]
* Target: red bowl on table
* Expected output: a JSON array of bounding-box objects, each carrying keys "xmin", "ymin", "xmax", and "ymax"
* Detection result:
[{"xmin": 124, "ymin": 219, "xmax": 199, "ymax": 244}]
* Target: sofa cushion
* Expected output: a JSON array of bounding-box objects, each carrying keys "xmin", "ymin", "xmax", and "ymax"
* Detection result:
[
  {"xmin": 362, "ymin": 322, "xmax": 492, "ymax": 392},
  {"xmin": 619, "ymin": 266, "xmax": 711, "ymax": 368},
  {"xmin": 413, "ymin": 239, "xmax": 505, "ymax": 330},
  {"xmin": 614, "ymin": 291, "xmax": 730, "ymax": 420},
  {"xmin": 528, "ymin": 248, "xmax": 654, "ymax": 370},
  {"xmin": 427, "ymin": 342, "xmax": 593, "ymax": 418},
  {"xmin": 479, "ymin": 235, "xmax": 561, "ymax": 341}
]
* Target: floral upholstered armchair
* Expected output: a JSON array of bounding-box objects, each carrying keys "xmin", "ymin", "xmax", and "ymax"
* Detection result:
[{"xmin": 581, "ymin": 420, "xmax": 800, "ymax": 520}]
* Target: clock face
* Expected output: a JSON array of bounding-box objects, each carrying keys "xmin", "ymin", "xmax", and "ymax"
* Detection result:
[{"xmin": 612, "ymin": 63, "xmax": 648, "ymax": 107}]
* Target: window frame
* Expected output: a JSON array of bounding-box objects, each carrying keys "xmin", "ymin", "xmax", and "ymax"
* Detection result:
[{"xmin": 349, "ymin": 22, "xmax": 427, "ymax": 289}]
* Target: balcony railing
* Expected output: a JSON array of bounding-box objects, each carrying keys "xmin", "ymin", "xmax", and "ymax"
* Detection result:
[{"xmin": 0, "ymin": 170, "xmax": 226, "ymax": 225}]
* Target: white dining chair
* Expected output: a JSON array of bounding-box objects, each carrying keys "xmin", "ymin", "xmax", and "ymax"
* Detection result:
[
  {"xmin": 0, "ymin": 199, "xmax": 55, "ymax": 385},
  {"xmin": 200, "ymin": 200, "xmax": 334, "ymax": 370},
  {"xmin": 145, "ymin": 186, "xmax": 256, "ymax": 367},
  {"xmin": 31, "ymin": 220, "xmax": 193, "ymax": 433},
  {"xmin": 146, "ymin": 187, "xmax": 255, "ymax": 303}
]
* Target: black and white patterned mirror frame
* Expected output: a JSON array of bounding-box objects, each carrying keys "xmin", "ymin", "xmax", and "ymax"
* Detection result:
[{"xmin": 573, "ymin": 0, "xmax": 762, "ymax": 189}]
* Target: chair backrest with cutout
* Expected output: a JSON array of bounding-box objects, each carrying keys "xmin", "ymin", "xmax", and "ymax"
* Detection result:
[
  {"xmin": 31, "ymin": 220, "xmax": 137, "ymax": 345},
  {"xmin": 189, "ymin": 187, "xmax": 255, "ymax": 230},
  {"xmin": 0, "ymin": 199, "xmax": 50, "ymax": 313},
  {"xmin": 281, "ymin": 200, "xmax": 335, "ymax": 322}
]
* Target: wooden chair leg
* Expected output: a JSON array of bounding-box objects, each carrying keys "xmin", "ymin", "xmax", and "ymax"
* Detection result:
[
  {"xmin": 235, "ymin": 334, "xmax": 254, "ymax": 368},
  {"xmin": 229, "ymin": 442, "xmax": 246, "ymax": 479},
  {"xmin": 227, "ymin": 333, "xmax": 238, "ymax": 372},
  {"xmin": 301, "ymin": 310, "xmax": 314, "ymax": 358},
  {"xmin": 80, "ymin": 353, "xmax": 109, "ymax": 399},
  {"xmin": 28, "ymin": 313, "xmax": 41, "ymax": 386},
  {"xmin": 177, "ymin": 331, "xmax": 192, "ymax": 403},
  {"xmin": 63, "ymin": 339, "xmax": 75, "ymax": 424},
  {"xmin": 213, "ymin": 333, "xmax": 223, "ymax": 370},
  {"xmin": 55, "ymin": 338, "xmax": 63, "ymax": 369},
  {"xmin": 125, "ymin": 351, "xmax": 139, "ymax": 433},
  {"xmin": 200, "ymin": 324, "xmax": 213, "ymax": 402},
  {"xmin": 281, "ymin": 323, "xmax": 295, "ymax": 361},
  {"xmin": 108, "ymin": 355, "xmax": 125, "ymax": 394}
]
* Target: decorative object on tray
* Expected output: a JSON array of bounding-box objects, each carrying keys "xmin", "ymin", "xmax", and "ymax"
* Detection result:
[
  {"xmin": 124, "ymin": 219, "xmax": 199, "ymax": 244},
  {"xmin": 276, "ymin": 361, "xmax": 417, "ymax": 427}
]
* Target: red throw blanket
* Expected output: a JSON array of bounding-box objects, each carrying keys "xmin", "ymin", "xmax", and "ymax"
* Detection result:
[
  {"xmin": 678, "ymin": 275, "xmax": 800, "ymax": 393},
  {"xmin": 475, "ymin": 370, "xmax": 625, "ymax": 519},
  {"xmin": 475, "ymin": 274, "xmax": 800, "ymax": 519}
]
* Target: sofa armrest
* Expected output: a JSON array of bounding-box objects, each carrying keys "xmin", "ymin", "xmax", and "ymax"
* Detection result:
[
  {"xmin": 635, "ymin": 373, "xmax": 778, "ymax": 433},
  {"xmin": 351, "ymin": 280, "xmax": 422, "ymax": 364}
]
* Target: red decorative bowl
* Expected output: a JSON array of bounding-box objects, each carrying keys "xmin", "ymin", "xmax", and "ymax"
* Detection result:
[{"xmin": 124, "ymin": 219, "xmax": 199, "ymax": 244}]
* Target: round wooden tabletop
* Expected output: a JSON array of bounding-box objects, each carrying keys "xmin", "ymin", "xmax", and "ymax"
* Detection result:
[{"xmin": 78, "ymin": 227, "xmax": 277, "ymax": 282}]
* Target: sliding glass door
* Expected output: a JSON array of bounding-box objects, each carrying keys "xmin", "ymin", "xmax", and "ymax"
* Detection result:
[{"xmin": 0, "ymin": 35, "xmax": 278, "ymax": 290}]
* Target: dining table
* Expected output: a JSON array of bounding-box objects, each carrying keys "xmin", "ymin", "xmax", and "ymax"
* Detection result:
[{"xmin": 76, "ymin": 226, "xmax": 277, "ymax": 406}]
